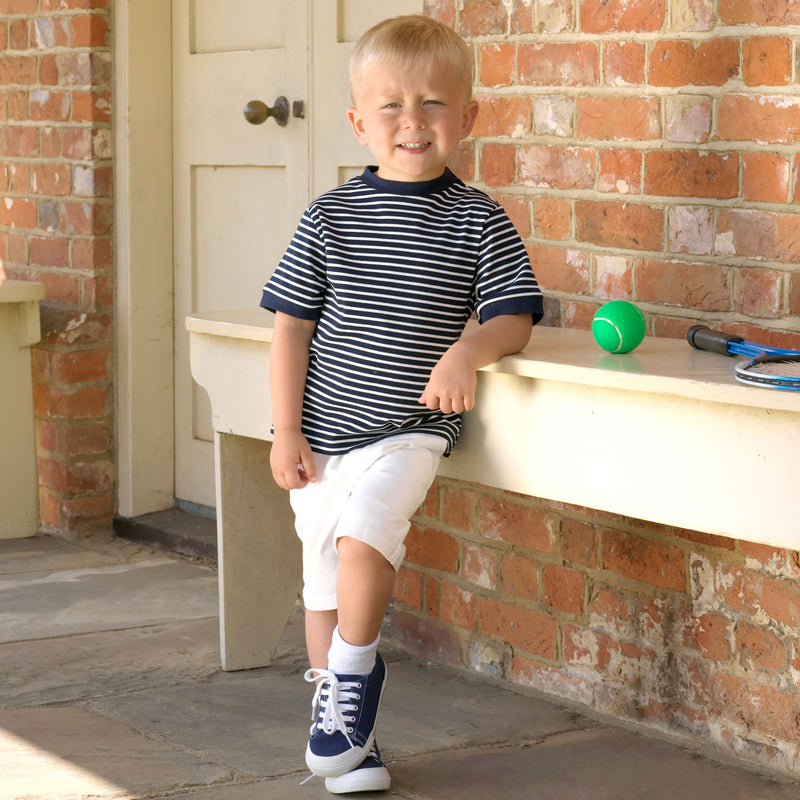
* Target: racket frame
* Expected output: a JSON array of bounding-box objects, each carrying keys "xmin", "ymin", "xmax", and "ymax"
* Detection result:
[
  {"xmin": 688, "ymin": 325, "xmax": 800, "ymax": 391},
  {"xmin": 734, "ymin": 354, "xmax": 800, "ymax": 390}
]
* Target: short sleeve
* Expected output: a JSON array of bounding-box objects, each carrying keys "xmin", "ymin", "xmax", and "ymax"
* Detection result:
[
  {"xmin": 259, "ymin": 208, "xmax": 327, "ymax": 320},
  {"xmin": 474, "ymin": 206, "xmax": 544, "ymax": 325}
]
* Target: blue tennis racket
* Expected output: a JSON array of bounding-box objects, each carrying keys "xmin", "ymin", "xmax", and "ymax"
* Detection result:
[{"xmin": 687, "ymin": 325, "xmax": 800, "ymax": 391}]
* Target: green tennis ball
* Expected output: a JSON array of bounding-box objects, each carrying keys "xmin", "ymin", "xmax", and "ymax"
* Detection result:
[{"xmin": 592, "ymin": 301, "xmax": 646, "ymax": 354}]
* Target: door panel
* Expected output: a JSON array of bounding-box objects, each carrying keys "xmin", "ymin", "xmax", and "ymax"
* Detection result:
[
  {"xmin": 191, "ymin": 166, "xmax": 288, "ymax": 311},
  {"xmin": 338, "ymin": 0, "xmax": 423, "ymax": 42},
  {"xmin": 192, "ymin": 0, "xmax": 286, "ymax": 53}
]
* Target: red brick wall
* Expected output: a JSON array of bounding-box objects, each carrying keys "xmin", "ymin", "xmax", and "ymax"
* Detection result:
[
  {"xmin": 0, "ymin": 0, "xmax": 114, "ymax": 534},
  {"xmin": 390, "ymin": 0, "xmax": 800, "ymax": 776},
  {"xmin": 397, "ymin": 481, "xmax": 800, "ymax": 773}
]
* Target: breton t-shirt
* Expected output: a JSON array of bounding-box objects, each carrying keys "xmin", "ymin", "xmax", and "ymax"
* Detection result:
[{"xmin": 260, "ymin": 167, "xmax": 543, "ymax": 456}]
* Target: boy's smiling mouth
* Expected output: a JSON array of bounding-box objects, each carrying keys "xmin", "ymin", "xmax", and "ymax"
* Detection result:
[{"xmin": 398, "ymin": 142, "xmax": 432, "ymax": 151}]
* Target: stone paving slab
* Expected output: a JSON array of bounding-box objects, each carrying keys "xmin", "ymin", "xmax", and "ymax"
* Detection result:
[
  {"xmin": 0, "ymin": 556, "xmax": 218, "ymax": 643},
  {"xmin": 0, "ymin": 534, "xmax": 143, "ymax": 576},
  {"xmin": 147, "ymin": 779, "xmax": 329, "ymax": 800},
  {"xmin": 0, "ymin": 618, "xmax": 220, "ymax": 708},
  {"xmin": 133, "ymin": 725, "xmax": 800, "ymax": 800},
  {"xmin": 86, "ymin": 646, "xmax": 589, "ymax": 779},
  {"xmin": 0, "ymin": 708, "xmax": 231, "ymax": 800},
  {"xmin": 390, "ymin": 728, "xmax": 800, "ymax": 800}
]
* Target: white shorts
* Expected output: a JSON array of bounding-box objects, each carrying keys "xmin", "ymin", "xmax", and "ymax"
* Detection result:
[{"xmin": 289, "ymin": 432, "xmax": 446, "ymax": 611}]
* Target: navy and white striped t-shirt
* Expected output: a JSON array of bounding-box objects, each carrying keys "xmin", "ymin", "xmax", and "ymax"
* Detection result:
[{"xmin": 260, "ymin": 167, "xmax": 543, "ymax": 456}]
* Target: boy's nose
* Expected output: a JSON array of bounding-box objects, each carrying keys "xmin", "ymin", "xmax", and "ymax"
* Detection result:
[{"xmin": 401, "ymin": 106, "xmax": 427, "ymax": 129}]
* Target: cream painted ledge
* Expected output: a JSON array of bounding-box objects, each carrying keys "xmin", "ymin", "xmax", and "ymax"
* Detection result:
[
  {"xmin": 188, "ymin": 309, "xmax": 800, "ymax": 669},
  {"xmin": 0, "ymin": 280, "xmax": 45, "ymax": 539}
]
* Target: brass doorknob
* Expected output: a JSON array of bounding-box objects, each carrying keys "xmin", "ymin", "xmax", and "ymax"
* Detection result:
[{"xmin": 244, "ymin": 97, "xmax": 289, "ymax": 127}]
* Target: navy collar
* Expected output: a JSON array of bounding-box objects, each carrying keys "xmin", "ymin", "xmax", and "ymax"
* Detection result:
[{"xmin": 359, "ymin": 166, "xmax": 461, "ymax": 196}]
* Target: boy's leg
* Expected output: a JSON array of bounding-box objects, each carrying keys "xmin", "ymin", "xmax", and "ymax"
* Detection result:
[
  {"xmin": 303, "ymin": 540, "xmax": 391, "ymax": 671},
  {"xmin": 332, "ymin": 435, "xmax": 445, "ymax": 656},
  {"xmin": 303, "ymin": 434, "xmax": 446, "ymax": 778},
  {"xmin": 335, "ymin": 536, "xmax": 395, "ymax": 648},
  {"xmin": 304, "ymin": 541, "xmax": 392, "ymax": 778},
  {"xmin": 305, "ymin": 608, "xmax": 338, "ymax": 670}
]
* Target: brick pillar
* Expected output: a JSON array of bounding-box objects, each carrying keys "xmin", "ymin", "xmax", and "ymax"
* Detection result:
[{"xmin": 0, "ymin": 0, "xmax": 114, "ymax": 535}]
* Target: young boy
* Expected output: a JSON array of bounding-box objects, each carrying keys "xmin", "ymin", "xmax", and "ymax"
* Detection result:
[{"xmin": 260, "ymin": 15, "xmax": 543, "ymax": 794}]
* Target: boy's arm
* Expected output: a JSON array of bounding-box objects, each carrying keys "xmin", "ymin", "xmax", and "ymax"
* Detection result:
[
  {"xmin": 269, "ymin": 311, "xmax": 319, "ymax": 490},
  {"xmin": 419, "ymin": 313, "xmax": 533, "ymax": 414}
]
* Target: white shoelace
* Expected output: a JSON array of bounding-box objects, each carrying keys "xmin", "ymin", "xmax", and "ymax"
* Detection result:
[{"xmin": 304, "ymin": 667, "xmax": 363, "ymax": 744}]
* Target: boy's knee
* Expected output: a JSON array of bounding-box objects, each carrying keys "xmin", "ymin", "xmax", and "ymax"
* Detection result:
[{"xmin": 337, "ymin": 536, "xmax": 392, "ymax": 568}]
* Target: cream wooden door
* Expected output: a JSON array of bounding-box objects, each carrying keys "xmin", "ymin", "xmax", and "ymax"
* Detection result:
[
  {"xmin": 173, "ymin": 0, "xmax": 422, "ymax": 509},
  {"xmin": 173, "ymin": 1, "xmax": 310, "ymax": 507}
]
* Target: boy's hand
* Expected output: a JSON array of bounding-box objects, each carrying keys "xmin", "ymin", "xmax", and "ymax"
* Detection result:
[
  {"xmin": 270, "ymin": 429, "xmax": 318, "ymax": 490},
  {"xmin": 419, "ymin": 342, "xmax": 477, "ymax": 414},
  {"xmin": 419, "ymin": 314, "xmax": 533, "ymax": 414}
]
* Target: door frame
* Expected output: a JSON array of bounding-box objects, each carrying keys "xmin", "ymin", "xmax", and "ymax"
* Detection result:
[{"xmin": 114, "ymin": 0, "xmax": 175, "ymax": 517}]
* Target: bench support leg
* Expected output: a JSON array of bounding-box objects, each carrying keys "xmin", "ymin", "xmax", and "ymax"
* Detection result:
[{"xmin": 215, "ymin": 432, "xmax": 302, "ymax": 671}]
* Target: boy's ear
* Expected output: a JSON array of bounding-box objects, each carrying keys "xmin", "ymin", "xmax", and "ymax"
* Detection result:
[
  {"xmin": 347, "ymin": 107, "xmax": 368, "ymax": 145},
  {"xmin": 461, "ymin": 99, "xmax": 479, "ymax": 138}
]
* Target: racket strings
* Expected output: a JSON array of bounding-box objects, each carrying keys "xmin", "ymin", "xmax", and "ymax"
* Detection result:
[
  {"xmin": 737, "ymin": 355, "xmax": 800, "ymax": 388},
  {"xmin": 747, "ymin": 357, "xmax": 800, "ymax": 377}
]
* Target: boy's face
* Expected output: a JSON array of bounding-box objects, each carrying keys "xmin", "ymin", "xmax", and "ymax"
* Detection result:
[{"xmin": 347, "ymin": 58, "xmax": 478, "ymax": 183}]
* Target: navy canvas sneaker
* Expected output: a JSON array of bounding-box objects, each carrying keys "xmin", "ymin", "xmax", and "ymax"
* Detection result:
[
  {"xmin": 324, "ymin": 741, "xmax": 391, "ymax": 794},
  {"xmin": 304, "ymin": 652, "xmax": 387, "ymax": 778}
]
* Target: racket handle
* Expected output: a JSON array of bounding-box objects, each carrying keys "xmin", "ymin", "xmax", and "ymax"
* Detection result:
[{"xmin": 687, "ymin": 325, "xmax": 743, "ymax": 355}]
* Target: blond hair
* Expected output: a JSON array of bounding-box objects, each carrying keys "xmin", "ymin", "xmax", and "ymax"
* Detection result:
[{"xmin": 349, "ymin": 15, "xmax": 474, "ymax": 104}]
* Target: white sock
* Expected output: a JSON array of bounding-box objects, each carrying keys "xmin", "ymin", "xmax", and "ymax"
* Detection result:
[{"xmin": 327, "ymin": 626, "xmax": 379, "ymax": 675}]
